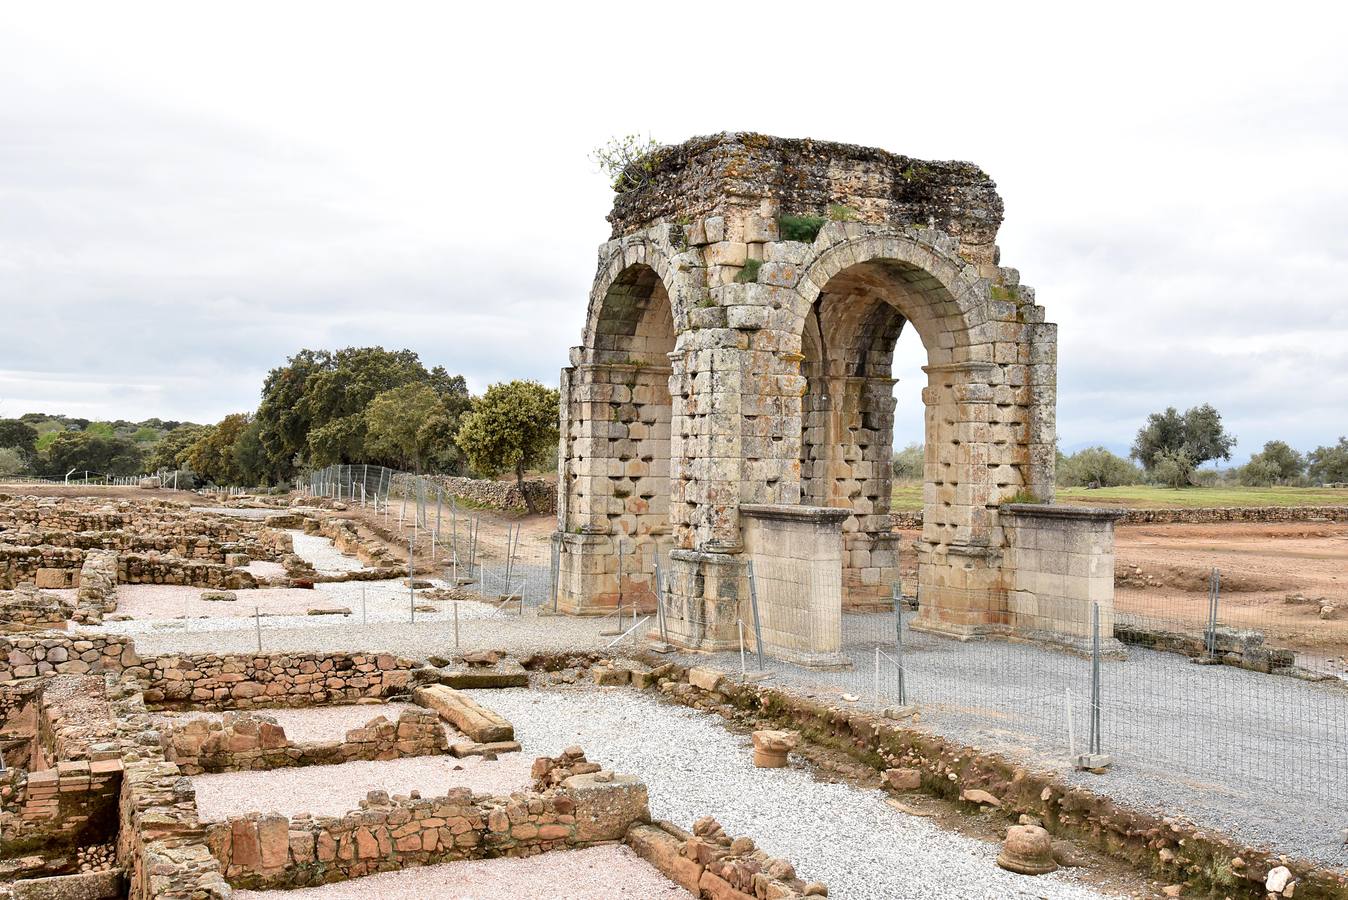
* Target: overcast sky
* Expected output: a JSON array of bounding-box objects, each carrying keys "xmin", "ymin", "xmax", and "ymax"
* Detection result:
[{"xmin": 2, "ymin": 2, "xmax": 1345, "ymax": 463}]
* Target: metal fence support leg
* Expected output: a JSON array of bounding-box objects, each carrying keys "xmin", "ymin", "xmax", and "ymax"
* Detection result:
[
  {"xmin": 1077, "ymin": 601, "xmax": 1111, "ymax": 772},
  {"xmin": 893, "ymin": 582, "xmax": 906, "ymax": 707},
  {"xmin": 747, "ymin": 562, "xmax": 765, "ymax": 670},
  {"xmin": 654, "ymin": 560, "xmax": 668, "ymax": 643}
]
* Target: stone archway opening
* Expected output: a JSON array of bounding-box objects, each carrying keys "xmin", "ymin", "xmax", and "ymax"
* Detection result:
[
  {"xmin": 800, "ymin": 257, "xmax": 993, "ymax": 611},
  {"xmin": 556, "ymin": 261, "xmax": 675, "ymax": 614}
]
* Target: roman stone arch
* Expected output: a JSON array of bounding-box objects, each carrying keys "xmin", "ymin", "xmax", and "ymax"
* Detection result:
[
  {"xmin": 556, "ymin": 133, "xmax": 1121, "ymax": 656},
  {"xmin": 555, "ymin": 234, "xmax": 694, "ymax": 614}
]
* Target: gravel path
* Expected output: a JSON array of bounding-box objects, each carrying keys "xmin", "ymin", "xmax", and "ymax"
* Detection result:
[
  {"xmin": 126, "ymin": 606, "xmax": 619, "ymax": 657},
  {"xmin": 232, "ymin": 844, "xmax": 690, "ymax": 899},
  {"xmin": 192, "ymin": 753, "xmax": 533, "ymax": 821},
  {"xmin": 697, "ymin": 609, "xmax": 1348, "ymax": 869},
  {"xmin": 466, "ymin": 687, "xmax": 1123, "ymax": 900},
  {"xmin": 156, "ymin": 702, "xmax": 447, "ymax": 744},
  {"xmin": 289, "ymin": 530, "xmax": 368, "ymax": 574}
]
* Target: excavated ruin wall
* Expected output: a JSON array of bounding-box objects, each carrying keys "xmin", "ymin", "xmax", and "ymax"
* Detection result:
[
  {"xmin": 418, "ymin": 474, "xmax": 556, "ymax": 515},
  {"xmin": 206, "ymin": 776, "xmax": 650, "ymax": 890},
  {"xmin": 0, "ymin": 633, "xmax": 421, "ymax": 709},
  {"xmin": 889, "ymin": 505, "xmax": 1348, "ymax": 530}
]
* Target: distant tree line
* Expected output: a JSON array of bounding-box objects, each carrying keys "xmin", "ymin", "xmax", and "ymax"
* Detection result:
[
  {"xmin": 889, "ymin": 403, "xmax": 1348, "ymax": 490},
  {"xmin": 0, "ymin": 347, "xmax": 561, "ymax": 491}
]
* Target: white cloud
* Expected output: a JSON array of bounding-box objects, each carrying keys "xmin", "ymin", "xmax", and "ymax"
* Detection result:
[{"xmin": 1, "ymin": 1, "xmax": 1345, "ymax": 462}]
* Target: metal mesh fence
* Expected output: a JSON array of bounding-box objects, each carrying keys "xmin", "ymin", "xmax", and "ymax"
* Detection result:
[{"xmin": 653, "ymin": 554, "xmax": 1346, "ymax": 812}]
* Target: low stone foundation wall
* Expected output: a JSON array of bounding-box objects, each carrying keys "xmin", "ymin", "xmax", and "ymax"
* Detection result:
[
  {"xmin": 119, "ymin": 553, "xmax": 255, "ymax": 590},
  {"xmin": 0, "ymin": 545, "xmax": 84, "ymax": 590},
  {"xmin": 0, "ymin": 586, "xmax": 71, "ymax": 632},
  {"xmin": 627, "ymin": 816, "xmax": 825, "ymax": 899},
  {"xmin": 207, "ymin": 773, "xmax": 649, "ymax": 889},
  {"xmin": 163, "ymin": 708, "xmax": 447, "ymax": 774},
  {"xmin": 0, "ymin": 634, "xmax": 422, "ymax": 709},
  {"xmin": 1114, "ymin": 622, "xmax": 1296, "ymax": 673},
  {"xmin": 421, "ymin": 474, "xmax": 557, "ymax": 515},
  {"xmin": 891, "ymin": 504, "xmax": 1348, "ymax": 530}
]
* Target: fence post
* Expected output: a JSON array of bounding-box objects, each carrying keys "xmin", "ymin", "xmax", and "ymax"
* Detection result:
[
  {"xmin": 893, "ymin": 582, "xmax": 906, "ymax": 706},
  {"xmin": 1205, "ymin": 568, "xmax": 1220, "ymax": 658},
  {"xmin": 550, "ymin": 541, "xmax": 561, "ymax": 613},
  {"xmin": 654, "ymin": 559, "xmax": 667, "ymax": 643},
  {"xmin": 1076, "ymin": 601, "xmax": 1110, "ymax": 771},
  {"xmin": 409, "ymin": 532, "xmax": 416, "ymax": 623},
  {"xmin": 254, "ymin": 606, "xmax": 262, "ymax": 653},
  {"xmin": 747, "ymin": 561, "xmax": 765, "ymax": 671}
]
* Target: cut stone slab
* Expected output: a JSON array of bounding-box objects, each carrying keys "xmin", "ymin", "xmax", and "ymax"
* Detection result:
[
  {"xmin": 437, "ymin": 659, "xmax": 528, "ymax": 689},
  {"xmin": 200, "ymin": 590, "xmax": 237, "ymax": 602},
  {"xmin": 413, "ymin": 685, "xmax": 514, "ymax": 743},
  {"xmin": 307, "ymin": 607, "xmax": 352, "ymax": 616},
  {"xmin": 450, "ymin": 740, "xmax": 522, "ymax": 758}
]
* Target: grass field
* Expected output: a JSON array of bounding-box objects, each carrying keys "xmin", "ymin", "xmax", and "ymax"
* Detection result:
[{"xmin": 889, "ymin": 483, "xmax": 1348, "ymax": 512}]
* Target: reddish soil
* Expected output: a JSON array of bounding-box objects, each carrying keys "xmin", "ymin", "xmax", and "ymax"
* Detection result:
[{"xmin": 1113, "ymin": 521, "xmax": 1348, "ymax": 656}]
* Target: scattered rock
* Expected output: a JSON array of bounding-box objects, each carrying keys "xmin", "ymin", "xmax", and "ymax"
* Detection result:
[
  {"xmin": 200, "ymin": 590, "xmax": 237, "ymax": 602},
  {"xmin": 1050, "ymin": 840, "xmax": 1087, "ymax": 868},
  {"xmin": 883, "ymin": 767, "xmax": 922, "ymax": 791},
  {"xmin": 1266, "ymin": 866, "xmax": 1292, "ymax": 893},
  {"xmin": 960, "ymin": 788, "xmax": 1001, "ymax": 808},
  {"xmin": 884, "ymin": 798, "xmax": 934, "ymax": 817},
  {"xmin": 306, "ymin": 607, "xmax": 351, "ymax": 616}
]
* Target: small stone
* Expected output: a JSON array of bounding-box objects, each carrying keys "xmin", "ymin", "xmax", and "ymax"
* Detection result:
[
  {"xmin": 1161, "ymin": 886, "xmax": 1182, "ymax": 898},
  {"xmin": 884, "ymin": 767, "xmax": 921, "ymax": 791},
  {"xmin": 1266, "ymin": 866, "xmax": 1292, "ymax": 893},
  {"xmin": 961, "ymin": 788, "xmax": 1000, "ymax": 807}
]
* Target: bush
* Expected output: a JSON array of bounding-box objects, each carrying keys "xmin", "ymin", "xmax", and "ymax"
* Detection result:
[
  {"xmin": 891, "ymin": 443, "xmax": 924, "ymax": 480},
  {"xmin": 1057, "ymin": 447, "xmax": 1142, "ymax": 488},
  {"xmin": 0, "ymin": 447, "xmax": 28, "ymax": 477},
  {"xmin": 778, "ymin": 214, "xmax": 826, "ymax": 242}
]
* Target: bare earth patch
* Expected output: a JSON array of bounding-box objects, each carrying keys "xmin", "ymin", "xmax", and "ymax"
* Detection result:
[
  {"xmin": 231, "ymin": 845, "xmax": 692, "ymax": 899},
  {"xmin": 192, "ymin": 753, "xmax": 534, "ymax": 821}
]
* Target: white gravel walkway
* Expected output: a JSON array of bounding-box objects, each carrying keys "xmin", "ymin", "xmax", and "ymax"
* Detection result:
[
  {"xmin": 467, "ymin": 687, "xmax": 1127, "ymax": 900},
  {"xmin": 156, "ymin": 702, "xmax": 447, "ymax": 744},
  {"xmin": 288, "ymin": 530, "xmax": 368, "ymax": 575},
  {"xmin": 232, "ymin": 844, "xmax": 690, "ymax": 899},
  {"xmin": 192, "ymin": 753, "xmax": 534, "ymax": 821}
]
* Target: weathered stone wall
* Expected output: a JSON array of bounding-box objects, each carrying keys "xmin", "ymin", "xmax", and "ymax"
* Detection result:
[
  {"xmin": 73, "ymin": 550, "xmax": 118, "ymax": 625},
  {"xmin": 607, "ymin": 132, "xmax": 1003, "ymax": 265},
  {"xmin": 0, "ymin": 544, "xmax": 84, "ymax": 590},
  {"xmin": 1, "ymin": 633, "xmax": 138, "ymax": 681},
  {"xmin": 207, "ymin": 774, "xmax": 650, "ymax": 889},
  {"xmin": 163, "ymin": 708, "xmax": 447, "ymax": 775},
  {"xmin": 627, "ymin": 816, "xmax": 825, "ymax": 899}
]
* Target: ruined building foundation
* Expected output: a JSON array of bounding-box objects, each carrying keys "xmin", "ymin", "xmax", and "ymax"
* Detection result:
[{"xmin": 553, "ymin": 132, "xmax": 1119, "ymax": 656}]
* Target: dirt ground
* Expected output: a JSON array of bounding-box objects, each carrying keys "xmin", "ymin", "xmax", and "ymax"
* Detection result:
[
  {"xmin": 1113, "ymin": 521, "xmax": 1347, "ymax": 656},
  {"xmin": 0, "ymin": 482, "xmax": 195, "ymax": 502}
]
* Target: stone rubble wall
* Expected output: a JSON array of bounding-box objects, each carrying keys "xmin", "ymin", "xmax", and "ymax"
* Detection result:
[
  {"xmin": 0, "ymin": 545, "xmax": 85, "ymax": 590},
  {"xmin": 0, "ymin": 586, "xmax": 72, "ymax": 632},
  {"xmin": 163, "ymin": 708, "xmax": 448, "ymax": 775},
  {"xmin": 118, "ymin": 552, "xmax": 256, "ymax": 591},
  {"xmin": 0, "ymin": 633, "xmax": 421, "ymax": 711},
  {"xmin": 420, "ymin": 474, "xmax": 557, "ymax": 515},
  {"xmin": 73, "ymin": 550, "xmax": 118, "ymax": 625},
  {"xmin": 627, "ymin": 815, "xmax": 825, "ymax": 899},
  {"xmin": 206, "ymin": 774, "xmax": 650, "ymax": 890},
  {"xmin": 890, "ymin": 505, "xmax": 1348, "ymax": 530}
]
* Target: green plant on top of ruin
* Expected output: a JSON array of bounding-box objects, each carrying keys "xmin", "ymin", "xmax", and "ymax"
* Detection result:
[
  {"xmin": 827, "ymin": 203, "xmax": 857, "ymax": 222},
  {"xmin": 778, "ymin": 214, "xmax": 826, "ymax": 242},
  {"xmin": 590, "ymin": 134, "xmax": 663, "ymax": 193},
  {"xmin": 1000, "ymin": 489, "xmax": 1041, "ymax": 505},
  {"xmin": 734, "ymin": 258, "xmax": 763, "ymax": 284},
  {"xmin": 989, "ymin": 284, "xmax": 1014, "ymax": 302}
]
